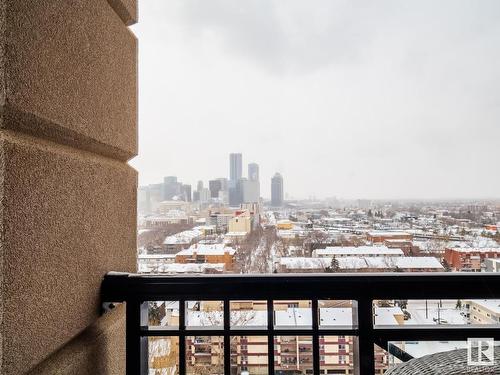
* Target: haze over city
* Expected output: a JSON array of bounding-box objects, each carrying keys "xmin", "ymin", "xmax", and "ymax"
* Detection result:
[{"xmin": 130, "ymin": 0, "xmax": 500, "ymax": 199}]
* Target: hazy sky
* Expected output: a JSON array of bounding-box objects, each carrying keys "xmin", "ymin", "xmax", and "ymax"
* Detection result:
[{"xmin": 130, "ymin": 0, "xmax": 500, "ymax": 200}]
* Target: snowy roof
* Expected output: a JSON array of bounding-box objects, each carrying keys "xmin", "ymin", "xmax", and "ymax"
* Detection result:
[
  {"xmin": 231, "ymin": 311, "xmax": 267, "ymax": 327},
  {"xmin": 466, "ymin": 299, "xmax": 500, "ymax": 314},
  {"xmin": 314, "ymin": 246, "xmax": 404, "ymax": 257},
  {"xmin": 368, "ymin": 231, "xmax": 411, "ymax": 236},
  {"xmin": 138, "ymin": 254, "xmax": 176, "ymax": 260},
  {"xmin": 275, "ymin": 308, "xmax": 312, "ymax": 327},
  {"xmin": 319, "ymin": 308, "xmax": 353, "ymax": 327},
  {"xmin": 374, "ymin": 307, "xmax": 404, "ymax": 325},
  {"xmin": 163, "ymin": 227, "xmax": 203, "ymax": 245},
  {"xmin": 279, "ymin": 257, "xmax": 330, "ymax": 270},
  {"xmin": 225, "ymin": 232, "xmax": 248, "ymax": 237},
  {"xmin": 177, "ymin": 243, "xmax": 236, "ymax": 256},
  {"xmin": 138, "ymin": 262, "xmax": 225, "ymax": 274},
  {"xmin": 447, "ymin": 247, "xmax": 500, "ymax": 253},
  {"xmin": 279, "ymin": 256, "xmax": 443, "ymax": 270}
]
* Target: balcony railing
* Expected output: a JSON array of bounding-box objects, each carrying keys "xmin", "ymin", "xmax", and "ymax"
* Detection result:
[{"xmin": 101, "ymin": 272, "xmax": 500, "ymax": 374}]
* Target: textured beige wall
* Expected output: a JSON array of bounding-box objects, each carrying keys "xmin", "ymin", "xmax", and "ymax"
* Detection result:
[
  {"xmin": 28, "ymin": 304, "xmax": 127, "ymax": 375},
  {"xmin": 0, "ymin": 0, "xmax": 138, "ymax": 373},
  {"xmin": 2, "ymin": 0, "xmax": 137, "ymax": 160}
]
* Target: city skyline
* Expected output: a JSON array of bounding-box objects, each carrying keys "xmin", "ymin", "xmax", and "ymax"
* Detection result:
[{"xmin": 131, "ymin": 0, "xmax": 500, "ymax": 200}]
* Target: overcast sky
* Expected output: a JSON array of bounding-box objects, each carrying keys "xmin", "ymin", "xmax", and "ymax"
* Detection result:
[{"xmin": 130, "ymin": 0, "xmax": 500, "ymax": 200}]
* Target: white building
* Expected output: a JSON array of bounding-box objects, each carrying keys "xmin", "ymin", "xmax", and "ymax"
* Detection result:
[{"xmin": 313, "ymin": 246, "xmax": 404, "ymax": 258}]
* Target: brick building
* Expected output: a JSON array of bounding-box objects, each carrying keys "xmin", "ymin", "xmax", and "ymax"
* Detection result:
[{"xmin": 444, "ymin": 247, "xmax": 500, "ymax": 272}]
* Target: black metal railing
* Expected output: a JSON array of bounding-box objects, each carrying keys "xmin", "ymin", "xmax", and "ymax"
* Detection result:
[{"xmin": 101, "ymin": 272, "xmax": 500, "ymax": 375}]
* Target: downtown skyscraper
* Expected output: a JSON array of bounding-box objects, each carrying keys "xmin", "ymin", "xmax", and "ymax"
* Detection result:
[
  {"xmin": 271, "ymin": 172, "xmax": 284, "ymax": 207},
  {"xmin": 229, "ymin": 153, "xmax": 242, "ymax": 182}
]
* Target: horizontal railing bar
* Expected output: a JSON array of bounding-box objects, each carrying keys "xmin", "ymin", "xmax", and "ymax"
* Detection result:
[
  {"xmin": 374, "ymin": 327, "xmax": 500, "ymax": 341},
  {"xmin": 140, "ymin": 328, "xmax": 359, "ymax": 337},
  {"xmin": 102, "ymin": 272, "xmax": 500, "ymax": 302}
]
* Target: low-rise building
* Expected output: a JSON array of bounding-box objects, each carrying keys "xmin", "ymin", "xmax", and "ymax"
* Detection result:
[
  {"xmin": 444, "ymin": 247, "xmax": 500, "ymax": 272},
  {"xmin": 312, "ymin": 246, "xmax": 404, "ymax": 258},
  {"xmin": 465, "ymin": 300, "xmax": 500, "ymax": 324},
  {"xmin": 485, "ymin": 258, "xmax": 500, "ymax": 272},
  {"xmin": 228, "ymin": 210, "xmax": 253, "ymax": 234},
  {"xmin": 175, "ymin": 243, "xmax": 237, "ymax": 270},
  {"xmin": 367, "ymin": 231, "xmax": 413, "ymax": 243},
  {"xmin": 384, "ymin": 239, "xmax": 415, "ymax": 255},
  {"xmin": 276, "ymin": 219, "xmax": 294, "ymax": 230},
  {"xmin": 278, "ymin": 256, "xmax": 444, "ymax": 273},
  {"xmin": 163, "ymin": 227, "xmax": 204, "ymax": 253}
]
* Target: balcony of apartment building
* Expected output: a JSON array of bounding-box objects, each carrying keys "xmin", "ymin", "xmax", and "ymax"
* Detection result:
[{"xmin": 1, "ymin": 2, "xmax": 500, "ymax": 375}]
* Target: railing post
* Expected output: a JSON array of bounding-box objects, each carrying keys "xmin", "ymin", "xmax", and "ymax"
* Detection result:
[
  {"xmin": 267, "ymin": 299, "xmax": 275, "ymax": 374},
  {"xmin": 179, "ymin": 299, "xmax": 186, "ymax": 375},
  {"xmin": 357, "ymin": 298, "xmax": 375, "ymax": 375},
  {"xmin": 312, "ymin": 299, "xmax": 321, "ymax": 375},
  {"xmin": 223, "ymin": 299, "xmax": 231, "ymax": 375},
  {"xmin": 126, "ymin": 300, "xmax": 148, "ymax": 375}
]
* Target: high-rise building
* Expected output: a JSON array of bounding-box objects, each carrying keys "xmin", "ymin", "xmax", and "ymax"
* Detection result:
[
  {"xmin": 199, "ymin": 188, "xmax": 211, "ymax": 203},
  {"xmin": 229, "ymin": 153, "xmax": 243, "ymax": 206},
  {"xmin": 181, "ymin": 184, "xmax": 192, "ymax": 202},
  {"xmin": 209, "ymin": 179, "xmax": 222, "ymax": 199},
  {"xmin": 229, "ymin": 179, "xmax": 243, "ymax": 207},
  {"xmin": 163, "ymin": 176, "xmax": 181, "ymax": 200},
  {"xmin": 196, "ymin": 180, "xmax": 204, "ymax": 192},
  {"xmin": 242, "ymin": 178, "xmax": 260, "ymax": 203},
  {"xmin": 271, "ymin": 172, "xmax": 284, "ymax": 207},
  {"xmin": 216, "ymin": 177, "xmax": 228, "ymax": 192},
  {"xmin": 244, "ymin": 163, "xmax": 260, "ymax": 203},
  {"xmin": 229, "ymin": 153, "xmax": 242, "ymax": 182},
  {"xmin": 248, "ymin": 163, "xmax": 259, "ymax": 181},
  {"xmin": 193, "ymin": 191, "xmax": 200, "ymax": 202},
  {"xmin": 216, "ymin": 177, "xmax": 229, "ymax": 204}
]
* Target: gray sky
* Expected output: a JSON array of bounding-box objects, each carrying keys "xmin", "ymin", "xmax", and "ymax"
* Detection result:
[{"xmin": 130, "ymin": 0, "xmax": 500, "ymax": 200}]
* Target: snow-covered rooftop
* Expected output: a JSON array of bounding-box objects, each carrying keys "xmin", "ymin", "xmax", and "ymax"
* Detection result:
[
  {"xmin": 163, "ymin": 227, "xmax": 203, "ymax": 245},
  {"xmin": 279, "ymin": 256, "xmax": 443, "ymax": 270},
  {"xmin": 138, "ymin": 262, "xmax": 225, "ymax": 274},
  {"xmin": 467, "ymin": 299, "xmax": 500, "ymax": 314},
  {"xmin": 176, "ymin": 243, "xmax": 236, "ymax": 256},
  {"xmin": 447, "ymin": 247, "xmax": 500, "ymax": 253},
  {"xmin": 314, "ymin": 246, "xmax": 404, "ymax": 257},
  {"xmin": 275, "ymin": 308, "xmax": 312, "ymax": 327},
  {"xmin": 368, "ymin": 231, "xmax": 411, "ymax": 236}
]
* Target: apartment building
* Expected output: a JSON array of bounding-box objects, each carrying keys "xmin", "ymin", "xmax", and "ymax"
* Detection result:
[
  {"xmin": 367, "ymin": 231, "xmax": 413, "ymax": 243},
  {"xmin": 175, "ymin": 243, "xmax": 237, "ymax": 270},
  {"xmin": 465, "ymin": 300, "xmax": 500, "ymax": 324},
  {"xmin": 312, "ymin": 246, "xmax": 404, "ymax": 258},
  {"xmin": 279, "ymin": 257, "xmax": 444, "ymax": 273},
  {"xmin": 444, "ymin": 247, "xmax": 500, "ymax": 272}
]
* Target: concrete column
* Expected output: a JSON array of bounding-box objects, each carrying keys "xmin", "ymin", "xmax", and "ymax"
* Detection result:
[{"xmin": 0, "ymin": 0, "xmax": 138, "ymax": 373}]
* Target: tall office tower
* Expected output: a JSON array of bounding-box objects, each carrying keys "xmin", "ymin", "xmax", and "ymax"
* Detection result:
[
  {"xmin": 229, "ymin": 179, "xmax": 243, "ymax": 207},
  {"xmin": 209, "ymin": 179, "xmax": 222, "ymax": 199},
  {"xmin": 181, "ymin": 184, "xmax": 192, "ymax": 202},
  {"xmin": 242, "ymin": 179, "xmax": 260, "ymax": 203},
  {"xmin": 271, "ymin": 172, "xmax": 284, "ymax": 207},
  {"xmin": 196, "ymin": 180, "xmax": 204, "ymax": 192},
  {"xmin": 229, "ymin": 153, "xmax": 242, "ymax": 182},
  {"xmin": 248, "ymin": 163, "xmax": 259, "ymax": 181},
  {"xmin": 199, "ymin": 188, "xmax": 211, "ymax": 203},
  {"xmin": 193, "ymin": 191, "xmax": 200, "ymax": 202},
  {"xmin": 216, "ymin": 177, "xmax": 228, "ymax": 192},
  {"xmin": 163, "ymin": 176, "xmax": 181, "ymax": 200},
  {"xmin": 244, "ymin": 162, "xmax": 260, "ymax": 203}
]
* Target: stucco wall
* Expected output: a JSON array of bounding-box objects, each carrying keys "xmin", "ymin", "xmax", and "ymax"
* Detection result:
[{"xmin": 0, "ymin": 0, "xmax": 138, "ymax": 373}]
